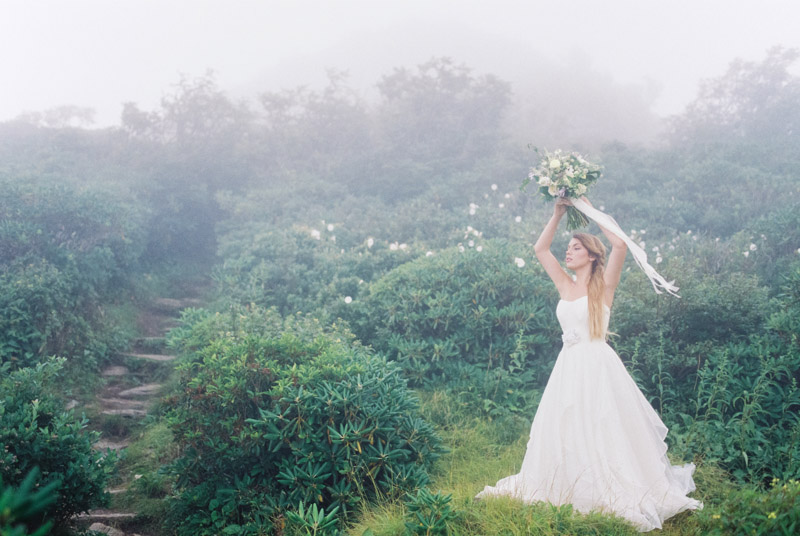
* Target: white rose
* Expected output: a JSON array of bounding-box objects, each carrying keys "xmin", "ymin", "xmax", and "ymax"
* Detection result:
[
  {"xmin": 549, "ymin": 159, "xmax": 561, "ymax": 169},
  {"xmin": 548, "ymin": 184, "xmax": 559, "ymax": 196},
  {"xmin": 538, "ymin": 176, "xmax": 551, "ymax": 187}
]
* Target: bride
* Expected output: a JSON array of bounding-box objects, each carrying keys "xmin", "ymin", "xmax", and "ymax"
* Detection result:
[{"xmin": 475, "ymin": 196, "xmax": 702, "ymax": 532}]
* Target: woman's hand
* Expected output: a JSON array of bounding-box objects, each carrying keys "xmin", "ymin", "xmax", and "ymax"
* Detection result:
[{"xmin": 554, "ymin": 197, "xmax": 572, "ymax": 217}]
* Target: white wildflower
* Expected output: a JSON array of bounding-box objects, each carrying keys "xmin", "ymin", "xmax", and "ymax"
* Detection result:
[
  {"xmin": 514, "ymin": 257, "xmax": 526, "ymax": 268},
  {"xmin": 749, "ymin": 243, "xmax": 757, "ymax": 251},
  {"xmin": 639, "ymin": 241, "xmax": 646, "ymax": 249},
  {"xmin": 469, "ymin": 208, "xmax": 476, "ymax": 215},
  {"xmin": 310, "ymin": 229, "xmax": 321, "ymax": 240},
  {"xmin": 656, "ymin": 256, "xmax": 663, "ymax": 264},
  {"xmin": 476, "ymin": 245, "xmax": 483, "ymax": 252},
  {"xmin": 459, "ymin": 245, "xmax": 465, "ymax": 252},
  {"xmin": 504, "ymin": 193, "xmax": 511, "ymax": 199},
  {"xmin": 327, "ymin": 223, "xmax": 334, "ymax": 232},
  {"xmin": 399, "ymin": 243, "xmax": 408, "ymax": 250},
  {"xmin": 743, "ymin": 251, "xmax": 750, "ymax": 257},
  {"xmin": 515, "ymin": 216, "xmax": 522, "ymax": 223},
  {"xmin": 640, "ymin": 229, "xmax": 646, "ymax": 234},
  {"xmin": 652, "ymin": 246, "xmax": 659, "ymax": 252},
  {"xmin": 344, "ymin": 296, "xmax": 352, "ymax": 304},
  {"xmin": 331, "ymin": 235, "xmax": 336, "ymax": 242},
  {"xmin": 426, "ymin": 251, "xmax": 433, "ymax": 257},
  {"xmin": 390, "ymin": 243, "xmax": 399, "ymax": 251},
  {"xmin": 499, "ymin": 203, "xmax": 505, "ymax": 208},
  {"xmin": 468, "ymin": 240, "xmax": 474, "ymax": 247},
  {"xmin": 367, "ymin": 237, "xmax": 374, "ymax": 248},
  {"xmin": 491, "ymin": 183, "xmax": 498, "ymax": 190}
]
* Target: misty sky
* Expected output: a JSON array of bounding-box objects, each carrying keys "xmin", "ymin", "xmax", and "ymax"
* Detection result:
[{"xmin": 2, "ymin": 0, "xmax": 800, "ymax": 127}]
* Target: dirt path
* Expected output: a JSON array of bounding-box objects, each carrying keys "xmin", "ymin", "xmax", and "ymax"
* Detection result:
[{"xmin": 72, "ymin": 280, "xmax": 209, "ymax": 536}]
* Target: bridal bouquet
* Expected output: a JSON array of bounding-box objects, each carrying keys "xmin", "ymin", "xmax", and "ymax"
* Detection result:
[{"xmin": 521, "ymin": 148, "xmax": 602, "ymax": 230}]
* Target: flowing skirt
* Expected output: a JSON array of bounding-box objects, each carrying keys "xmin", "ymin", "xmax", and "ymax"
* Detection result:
[{"xmin": 475, "ymin": 340, "xmax": 702, "ymax": 532}]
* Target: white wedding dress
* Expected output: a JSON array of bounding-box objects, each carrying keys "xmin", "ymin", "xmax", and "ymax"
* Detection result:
[{"xmin": 475, "ymin": 296, "xmax": 702, "ymax": 532}]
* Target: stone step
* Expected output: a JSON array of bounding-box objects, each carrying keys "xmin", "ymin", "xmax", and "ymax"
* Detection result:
[
  {"xmin": 132, "ymin": 336, "xmax": 167, "ymax": 352},
  {"xmin": 117, "ymin": 383, "xmax": 163, "ymax": 397},
  {"xmin": 120, "ymin": 352, "xmax": 176, "ymax": 362},
  {"xmin": 98, "ymin": 398, "xmax": 149, "ymax": 410},
  {"xmin": 151, "ymin": 297, "xmax": 203, "ymax": 311},
  {"xmin": 101, "ymin": 408, "xmax": 148, "ymax": 417},
  {"xmin": 95, "ymin": 438, "xmax": 132, "ymax": 451},
  {"xmin": 87, "ymin": 522, "xmax": 127, "ymax": 536},
  {"xmin": 102, "ymin": 365, "xmax": 130, "ymax": 377},
  {"xmin": 108, "ymin": 486, "xmax": 128, "ymax": 495},
  {"xmin": 77, "ymin": 509, "xmax": 137, "ymax": 520}
]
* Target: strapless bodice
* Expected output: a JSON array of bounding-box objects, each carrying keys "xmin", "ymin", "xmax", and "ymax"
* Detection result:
[{"xmin": 556, "ymin": 295, "xmax": 610, "ymax": 346}]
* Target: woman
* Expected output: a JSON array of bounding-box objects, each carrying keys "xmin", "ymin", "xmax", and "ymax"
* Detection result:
[{"xmin": 475, "ymin": 197, "xmax": 702, "ymax": 532}]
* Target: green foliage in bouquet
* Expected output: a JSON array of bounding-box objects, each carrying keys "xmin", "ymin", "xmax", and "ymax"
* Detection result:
[
  {"xmin": 0, "ymin": 359, "xmax": 117, "ymax": 526},
  {"xmin": 521, "ymin": 148, "xmax": 601, "ymax": 230},
  {"xmin": 351, "ymin": 239, "xmax": 560, "ymax": 417},
  {"xmin": 0, "ymin": 467, "xmax": 59, "ymax": 536},
  {"xmin": 163, "ymin": 305, "xmax": 444, "ymax": 535}
]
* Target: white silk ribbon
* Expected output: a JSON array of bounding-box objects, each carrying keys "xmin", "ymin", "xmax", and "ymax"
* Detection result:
[{"xmin": 570, "ymin": 198, "xmax": 680, "ymax": 297}]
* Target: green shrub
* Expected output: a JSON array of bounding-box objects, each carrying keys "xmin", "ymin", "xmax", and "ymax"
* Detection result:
[
  {"xmin": 403, "ymin": 488, "xmax": 459, "ymax": 536},
  {"xmin": 0, "ymin": 179, "xmax": 146, "ymax": 369},
  {"xmin": 696, "ymin": 478, "xmax": 800, "ymax": 535},
  {"xmin": 351, "ymin": 239, "xmax": 560, "ymax": 416},
  {"xmin": 212, "ymin": 225, "xmax": 419, "ymax": 319},
  {"xmin": 0, "ymin": 359, "xmax": 117, "ymax": 525},
  {"xmin": 0, "ymin": 467, "xmax": 59, "ymax": 536},
  {"xmin": 163, "ymin": 306, "xmax": 444, "ymax": 535}
]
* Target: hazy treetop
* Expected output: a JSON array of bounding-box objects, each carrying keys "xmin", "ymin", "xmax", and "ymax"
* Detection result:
[{"xmin": 2, "ymin": 0, "xmax": 800, "ymax": 126}]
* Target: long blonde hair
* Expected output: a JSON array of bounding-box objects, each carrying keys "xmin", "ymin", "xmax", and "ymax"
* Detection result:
[{"xmin": 573, "ymin": 233, "xmax": 607, "ymax": 340}]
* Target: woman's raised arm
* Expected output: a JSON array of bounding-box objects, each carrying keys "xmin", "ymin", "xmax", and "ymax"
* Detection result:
[{"xmin": 534, "ymin": 198, "xmax": 573, "ymax": 295}]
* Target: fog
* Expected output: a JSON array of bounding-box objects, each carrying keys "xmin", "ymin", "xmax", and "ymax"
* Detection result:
[{"xmin": 2, "ymin": 0, "xmax": 800, "ymax": 142}]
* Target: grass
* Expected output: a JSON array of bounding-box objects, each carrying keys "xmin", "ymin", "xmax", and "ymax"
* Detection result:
[
  {"xmin": 347, "ymin": 389, "xmax": 722, "ymax": 535},
  {"xmin": 107, "ymin": 386, "xmax": 776, "ymax": 536}
]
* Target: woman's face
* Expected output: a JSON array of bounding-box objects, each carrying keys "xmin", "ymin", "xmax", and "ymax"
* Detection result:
[{"xmin": 565, "ymin": 238, "xmax": 594, "ymax": 270}]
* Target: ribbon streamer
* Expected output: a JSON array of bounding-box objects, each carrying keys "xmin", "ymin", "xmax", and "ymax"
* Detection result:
[{"xmin": 571, "ymin": 198, "xmax": 680, "ymax": 297}]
